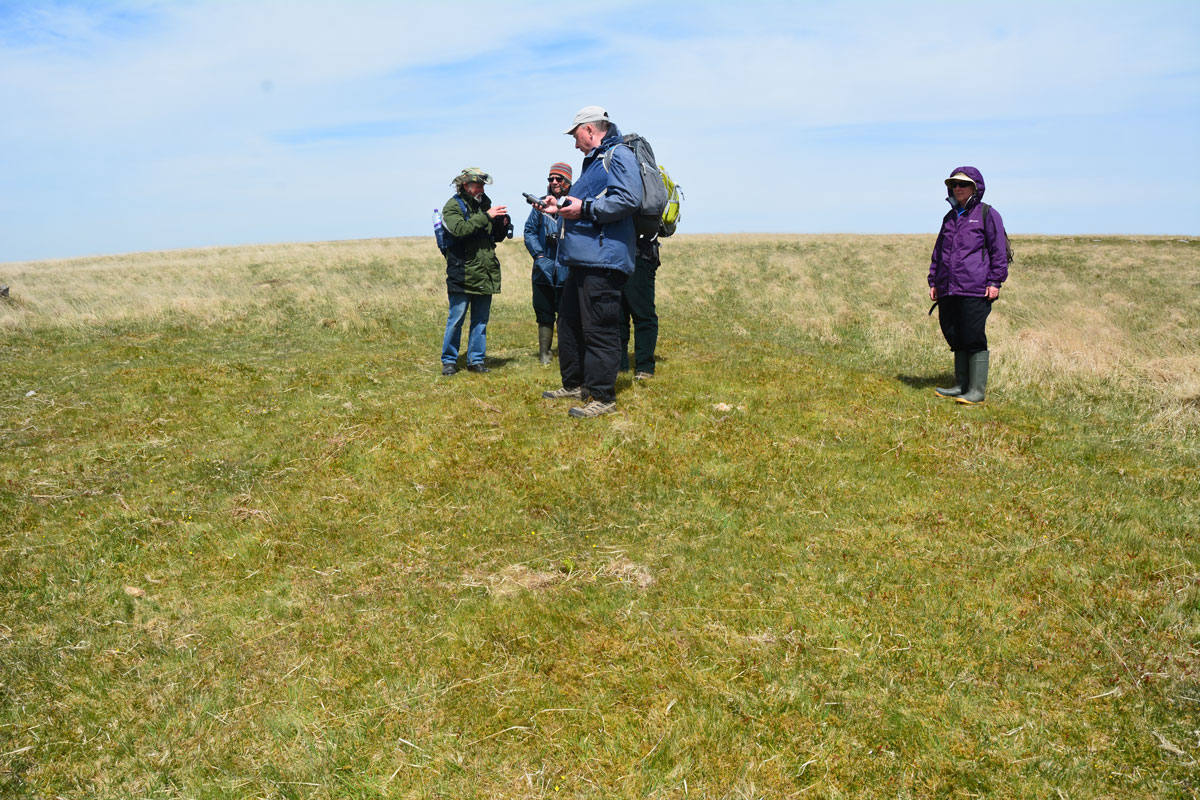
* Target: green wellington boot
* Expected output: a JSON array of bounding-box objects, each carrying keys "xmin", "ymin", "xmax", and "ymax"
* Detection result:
[
  {"xmin": 537, "ymin": 325, "xmax": 554, "ymax": 365},
  {"xmin": 955, "ymin": 350, "xmax": 989, "ymax": 405},
  {"xmin": 934, "ymin": 351, "xmax": 969, "ymax": 398}
]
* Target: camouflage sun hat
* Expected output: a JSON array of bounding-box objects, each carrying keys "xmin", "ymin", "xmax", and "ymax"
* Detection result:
[{"xmin": 453, "ymin": 167, "xmax": 493, "ymax": 187}]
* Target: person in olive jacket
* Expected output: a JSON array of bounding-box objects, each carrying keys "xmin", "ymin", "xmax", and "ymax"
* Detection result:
[{"xmin": 440, "ymin": 167, "xmax": 510, "ymax": 376}]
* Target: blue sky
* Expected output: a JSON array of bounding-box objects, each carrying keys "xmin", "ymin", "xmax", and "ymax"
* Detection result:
[{"xmin": 2, "ymin": 0, "xmax": 1197, "ymax": 262}]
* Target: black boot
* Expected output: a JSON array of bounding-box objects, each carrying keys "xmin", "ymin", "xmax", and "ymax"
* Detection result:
[
  {"xmin": 935, "ymin": 351, "xmax": 969, "ymax": 398},
  {"xmin": 955, "ymin": 350, "xmax": 989, "ymax": 405},
  {"xmin": 538, "ymin": 325, "xmax": 554, "ymax": 365}
]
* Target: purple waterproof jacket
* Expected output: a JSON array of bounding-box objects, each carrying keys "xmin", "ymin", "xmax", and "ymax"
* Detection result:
[{"xmin": 928, "ymin": 166, "xmax": 1009, "ymax": 298}]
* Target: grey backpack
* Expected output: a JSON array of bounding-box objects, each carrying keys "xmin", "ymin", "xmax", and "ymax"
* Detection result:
[{"xmin": 602, "ymin": 133, "xmax": 668, "ymax": 237}]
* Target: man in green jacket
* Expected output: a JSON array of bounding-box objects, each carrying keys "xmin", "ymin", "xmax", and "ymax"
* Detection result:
[{"xmin": 440, "ymin": 168, "xmax": 510, "ymax": 375}]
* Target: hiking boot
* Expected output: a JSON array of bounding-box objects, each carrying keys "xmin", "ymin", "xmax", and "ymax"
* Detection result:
[
  {"xmin": 955, "ymin": 350, "xmax": 989, "ymax": 405},
  {"xmin": 634, "ymin": 371, "xmax": 653, "ymax": 381},
  {"xmin": 538, "ymin": 325, "xmax": 554, "ymax": 366},
  {"xmin": 441, "ymin": 363, "xmax": 457, "ymax": 376},
  {"xmin": 568, "ymin": 399, "xmax": 616, "ymax": 418},
  {"xmin": 934, "ymin": 351, "xmax": 969, "ymax": 398},
  {"xmin": 542, "ymin": 386, "xmax": 582, "ymax": 400},
  {"xmin": 467, "ymin": 364, "xmax": 490, "ymax": 374}
]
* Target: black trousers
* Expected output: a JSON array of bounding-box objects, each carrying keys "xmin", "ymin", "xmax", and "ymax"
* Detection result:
[
  {"xmin": 557, "ymin": 267, "xmax": 627, "ymax": 403},
  {"xmin": 937, "ymin": 295, "xmax": 992, "ymax": 353},
  {"xmin": 619, "ymin": 255, "xmax": 658, "ymax": 373},
  {"xmin": 531, "ymin": 281, "xmax": 563, "ymax": 327}
]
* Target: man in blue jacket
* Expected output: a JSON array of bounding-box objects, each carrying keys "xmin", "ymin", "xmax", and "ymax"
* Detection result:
[
  {"xmin": 540, "ymin": 106, "xmax": 642, "ymax": 418},
  {"xmin": 524, "ymin": 161, "xmax": 572, "ymax": 365}
]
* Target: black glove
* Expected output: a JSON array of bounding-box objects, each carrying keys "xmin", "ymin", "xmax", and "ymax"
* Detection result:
[{"xmin": 491, "ymin": 214, "xmax": 513, "ymax": 242}]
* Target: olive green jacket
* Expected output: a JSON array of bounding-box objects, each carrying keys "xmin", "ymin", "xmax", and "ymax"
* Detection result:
[{"xmin": 442, "ymin": 192, "xmax": 505, "ymax": 295}]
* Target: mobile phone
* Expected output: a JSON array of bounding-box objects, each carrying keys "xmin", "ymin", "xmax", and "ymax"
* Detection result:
[{"xmin": 524, "ymin": 193, "xmax": 572, "ymax": 210}]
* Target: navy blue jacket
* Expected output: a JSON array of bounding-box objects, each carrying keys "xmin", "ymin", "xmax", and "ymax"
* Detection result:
[
  {"xmin": 558, "ymin": 125, "xmax": 642, "ymax": 275},
  {"xmin": 523, "ymin": 206, "xmax": 568, "ymax": 287}
]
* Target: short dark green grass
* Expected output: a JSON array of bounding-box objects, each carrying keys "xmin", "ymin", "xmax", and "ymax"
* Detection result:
[{"xmin": 2, "ymin": 235, "xmax": 1197, "ymax": 798}]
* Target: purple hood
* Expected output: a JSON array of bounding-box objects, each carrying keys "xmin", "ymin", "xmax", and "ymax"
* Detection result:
[{"xmin": 946, "ymin": 165, "xmax": 985, "ymax": 209}]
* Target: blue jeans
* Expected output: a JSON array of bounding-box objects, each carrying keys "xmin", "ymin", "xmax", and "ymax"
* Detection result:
[{"xmin": 441, "ymin": 293, "xmax": 492, "ymax": 366}]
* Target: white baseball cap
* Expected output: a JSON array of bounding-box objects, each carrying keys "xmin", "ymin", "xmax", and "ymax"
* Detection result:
[{"xmin": 564, "ymin": 105, "xmax": 610, "ymax": 134}]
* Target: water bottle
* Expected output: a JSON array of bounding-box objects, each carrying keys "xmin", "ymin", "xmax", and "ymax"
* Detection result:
[{"xmin": 433, "ymin": 207, "xmax": 445, "ymax": 251}]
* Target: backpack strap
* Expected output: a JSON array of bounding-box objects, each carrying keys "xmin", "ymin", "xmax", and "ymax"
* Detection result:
[
  {"xmin": 456, "ymin": 194, "xmax": 490, "ymax": 235},
  {"xmin": 980, "ymin": 201, "xmax": 1014, "ymax": 264},
  {"xmin": 978, "ymin": 201, "xmax": 1014, "ymax": 273},
  {"xmin": 444, "ymin": 195, "xmax": 488, "ymax": 251},
  {"xmin": 600, "ymin": 141, "xmax": 631, "ymax": 173}
]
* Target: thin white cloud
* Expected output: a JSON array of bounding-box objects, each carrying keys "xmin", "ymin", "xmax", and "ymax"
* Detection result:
[{"xmin": 1, "ymin": 0, "xmax": 1197, "ymax": 260}]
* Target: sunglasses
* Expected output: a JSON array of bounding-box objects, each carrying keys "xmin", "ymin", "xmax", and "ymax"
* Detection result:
[
  {"xmin": 948, "ymin": 181, "xmax": 974, "ymax": 189},
  {"xmin": 547, "ymin": 175, "xmax": 569, "ymax": 183}
]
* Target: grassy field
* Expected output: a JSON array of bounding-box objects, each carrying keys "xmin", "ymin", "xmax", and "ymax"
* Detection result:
[{"xmin": 1, "ymin": 234, "xmax": 1197, "ymax": 798}]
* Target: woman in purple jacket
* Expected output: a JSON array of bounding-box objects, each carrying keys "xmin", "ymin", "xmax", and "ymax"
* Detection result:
[{"xmin": 928, "ymin": 166, "xmax": 1009, "ymax": 404}]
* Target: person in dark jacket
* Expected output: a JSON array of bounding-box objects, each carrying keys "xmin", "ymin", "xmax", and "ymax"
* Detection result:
[
  {"xmin": 928, "ymin": 166, "xmax": 1009, "ymax": 404},
  {"xmin": 439, "ymin": 167, "xmax": 510, "ymax": 376},
  {"xmin": 539, "ymin": 106, "xmax": 642, "ymax": 418},
  {"xmin": 620, "ymin": 233, "xmax": 661, "ymax": 379},
  {"xmin": 622, "ymin": 179, "xmax": 680, "ymax": 379},
  {"xmin": 524, "ymin": 162, "xmax": 572, "ymax": 365}
]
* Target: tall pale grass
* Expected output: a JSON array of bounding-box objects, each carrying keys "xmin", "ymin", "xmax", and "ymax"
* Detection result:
[
  {"xmin": 4, "ymin": 233, "xmax": 1196, "ymax": 433},
  {"xmin": 659, "ymin": 234, "xmax": 1200, "ymax": 436},
  {"xmin": 1, "ymin": 238, "xmax": 451, "ymax": 329}
]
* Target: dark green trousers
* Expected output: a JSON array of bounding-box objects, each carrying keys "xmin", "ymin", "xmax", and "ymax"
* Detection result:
[
  {"xmin": 619, "ymin": 256, "xmax": 658, "ymax": 374},
  {"xmin": 531, "ymin": 281, "xmax": 563, "ymax": 327}
]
